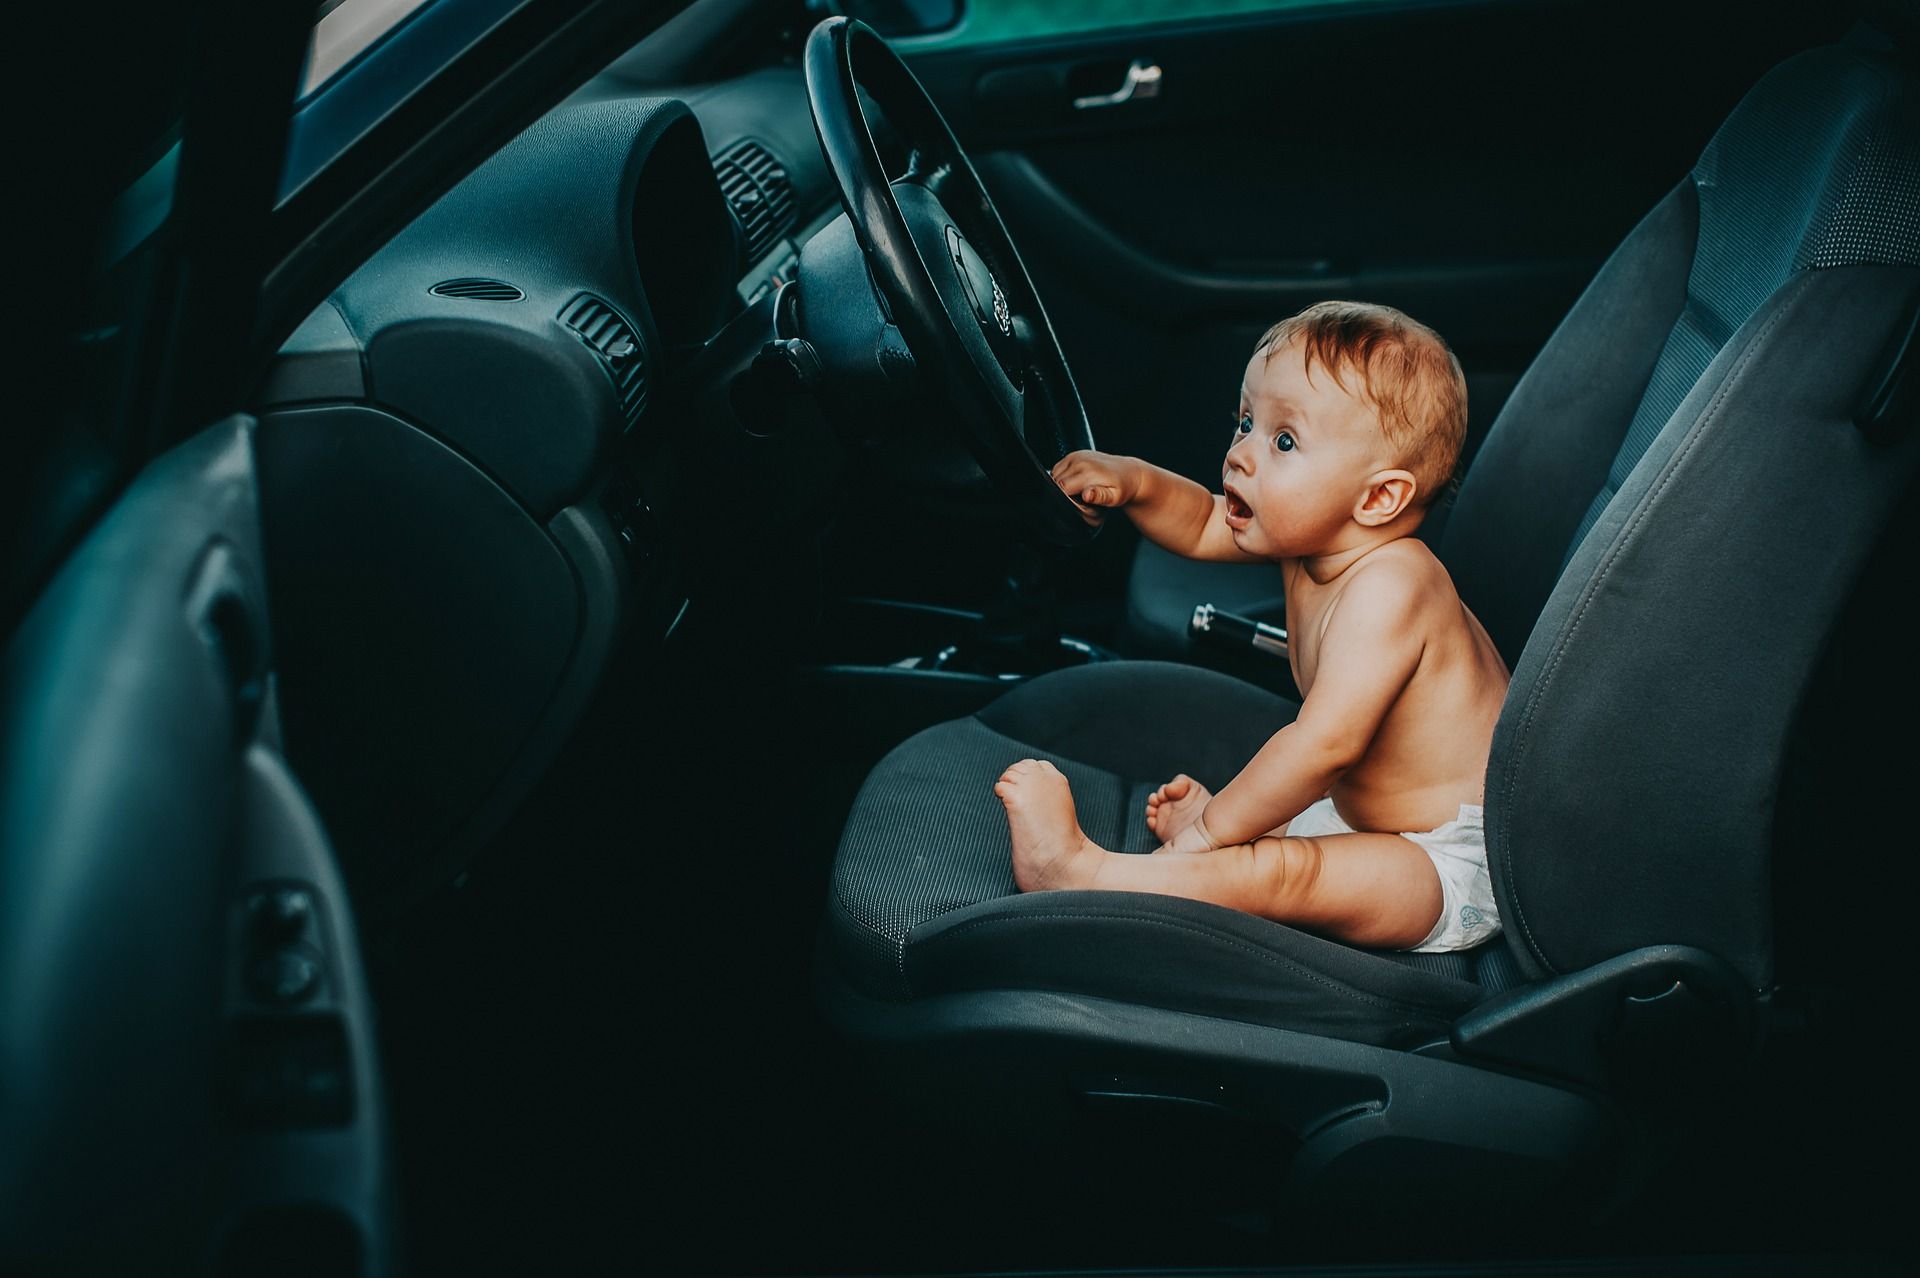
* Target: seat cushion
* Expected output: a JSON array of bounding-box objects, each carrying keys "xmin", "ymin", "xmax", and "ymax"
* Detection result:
[{"xmin": 826, "ymin": 661, "xmax": 1491, "ymax": 1048}]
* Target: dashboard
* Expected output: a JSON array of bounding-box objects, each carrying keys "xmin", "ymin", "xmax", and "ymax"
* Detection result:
[
  {"xmin": 250, "ymin": 66, "xmax": 839, "ymax": 911},
  {"xmin": 264, "ymin": 67, "xmax": 836, "ymax": 505}
]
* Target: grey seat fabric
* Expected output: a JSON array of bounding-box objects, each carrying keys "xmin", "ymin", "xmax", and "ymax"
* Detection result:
[
  {"xmin": 828, "ymin": 46, "xmax": 1920, "ymax": 1045},
  {"xmin": 828, "ymin": 662, "xmax": 1491, "ymax": 1047}
]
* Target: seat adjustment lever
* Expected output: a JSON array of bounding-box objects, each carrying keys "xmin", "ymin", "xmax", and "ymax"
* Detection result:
[{"xmin": 1450, "ymin": 944, "xmax": 1755, "ymax": 1092}]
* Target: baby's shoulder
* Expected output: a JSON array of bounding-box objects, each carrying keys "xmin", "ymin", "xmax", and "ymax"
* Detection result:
[
  {"xmin": 1344, "ymin": 538, "xmax": 1449, "ymax": 598},
  {"xmin": 1328, "ymin": 540, "xmax": 1457, "ymax": 628}
]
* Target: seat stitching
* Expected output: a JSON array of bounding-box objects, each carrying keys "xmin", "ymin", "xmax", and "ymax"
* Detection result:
[
  {"xmin": 906, "ymin": 909, "xmax": 1474, "ymax": 1015},
  {"xmin": 1498, "ymin": 274, "xmax": 1808, "ymax": 972},
  {"xmin": 1501, "ymin": 291, "xmax": 1793, "ymax": 965}
]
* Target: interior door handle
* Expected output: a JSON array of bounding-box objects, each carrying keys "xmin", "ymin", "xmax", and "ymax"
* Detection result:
[{"xmin": 1072, "ymin": 59, "xmax": 1162, "ymax": 110}]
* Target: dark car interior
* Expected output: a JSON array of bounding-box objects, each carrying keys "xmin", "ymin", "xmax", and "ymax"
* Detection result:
[{"xmin": 6, "ymin": 0, "xmax": 1920, "ymax": 1272}]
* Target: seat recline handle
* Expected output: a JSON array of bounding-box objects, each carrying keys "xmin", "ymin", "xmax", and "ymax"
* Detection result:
[{"xmin": 1450, "ymin": 944, "xmax": 1755, "ymax": 1092}]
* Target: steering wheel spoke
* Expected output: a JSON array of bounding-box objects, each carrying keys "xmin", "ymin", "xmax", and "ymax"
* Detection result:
[{"xmin": 904, "ymin": 147, "xmax": 955, "ymax": 195}]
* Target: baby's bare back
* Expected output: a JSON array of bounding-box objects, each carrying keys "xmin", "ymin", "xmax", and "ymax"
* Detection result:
[{"xmin": 1285, "ymin": 540, "xmax": 1509, "ymax": 834}]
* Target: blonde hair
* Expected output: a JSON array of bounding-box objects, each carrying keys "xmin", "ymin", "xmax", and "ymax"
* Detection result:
[{"xmin": 1257, "ymin": 301, "xmax": 1468, "ymax": 507}]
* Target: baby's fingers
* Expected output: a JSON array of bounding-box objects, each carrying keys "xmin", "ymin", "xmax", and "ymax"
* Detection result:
[
  {"xmin": 1050, "ymin": 459, "xmax": 1119, "ymax": 524},
  {"xmin": 1063, "ymin": 483, "xmax": 1120, "ymax": 525},
  {"xmin": 1049, "ymin": 449, "xmax": 1095, "ymax": 478},
  {"xmin": 1050, "ymin": 456, "xmax": 1109, "ymax": 494}
]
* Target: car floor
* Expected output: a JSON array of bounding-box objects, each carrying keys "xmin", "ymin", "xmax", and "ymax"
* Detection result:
[{"xmin": 363, "ymin": 591, "xmax": 1909, "ymax": 1275}]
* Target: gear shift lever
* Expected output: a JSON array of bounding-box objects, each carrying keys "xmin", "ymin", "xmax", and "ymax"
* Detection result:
[{"xmin": 976, "ymin": 541, "xmax": 1065, "ymax": 670}]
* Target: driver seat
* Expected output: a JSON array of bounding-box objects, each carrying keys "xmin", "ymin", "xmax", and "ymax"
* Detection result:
[{"xmin": 821, "ymin": 44, "xmax": 1920, "ymax": 1213}]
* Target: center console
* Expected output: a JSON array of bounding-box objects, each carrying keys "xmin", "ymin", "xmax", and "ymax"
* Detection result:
[{"xmin": 799, "ymin": 597, "xmax": 1118, "ymax": 759}]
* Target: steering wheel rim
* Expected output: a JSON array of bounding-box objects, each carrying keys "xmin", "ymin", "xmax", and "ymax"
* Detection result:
[{"xmin": 803, "ymin": 16, "xmax": 1100, "ymax": 547}]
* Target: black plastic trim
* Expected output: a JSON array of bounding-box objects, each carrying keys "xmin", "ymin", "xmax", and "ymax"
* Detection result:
[{"xmin": 1451, "ymin": 944, "xmax": 1756, "ymax": 1089}]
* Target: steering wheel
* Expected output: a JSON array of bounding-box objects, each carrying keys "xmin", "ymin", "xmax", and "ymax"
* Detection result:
[{"xmin": 801, "ymin": 16, "xmax": 1099, "ymax": 547}]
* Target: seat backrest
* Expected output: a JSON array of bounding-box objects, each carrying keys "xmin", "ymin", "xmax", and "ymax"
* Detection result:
[
  {"xmin": 1450, "ymin": 45, "xmax": 1920, "ymax": 988},
  {"xmin": 1442, "ymin": 46, "xmax": 1920, "ymax": 665}
]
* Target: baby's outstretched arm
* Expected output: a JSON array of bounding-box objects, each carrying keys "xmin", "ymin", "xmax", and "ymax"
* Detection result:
[
  {"xmin": 1195, "ymin": 567, "xmax": 1427, "ymax": 845},
  {"xmin": 1050, "ymin": 450, "xmax": 1266, "ymax": 563}
]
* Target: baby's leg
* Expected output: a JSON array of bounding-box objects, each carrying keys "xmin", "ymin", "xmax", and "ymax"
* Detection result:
[
  {"xmin": 998, "ymin": 760, "xmax": 1441, "ymax": 947},
  {"xmin": 995, "ymin": 759, "xmax": 1111, "ymax": 891}
]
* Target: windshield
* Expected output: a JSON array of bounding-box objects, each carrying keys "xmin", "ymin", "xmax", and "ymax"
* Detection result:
[{"xmin": 302, "ymin": 0, "xmax": 438, "ymax": 99}]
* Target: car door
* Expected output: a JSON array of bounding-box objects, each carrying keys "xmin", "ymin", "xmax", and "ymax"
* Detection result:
[
  {"xmin": 0, "ymin": 2, "xmax": 401, "ymax": 1270},
  {"xmin": 894, "ymin": 0, "xmax": 1852, "ymax": 504},
  {"xmin": 0, "ymin": 418, "xmax": 396, "ymax": 1274},
  {"xmin": 3, "ymin": 0, "xmax": 695, "ymax": 1269}
]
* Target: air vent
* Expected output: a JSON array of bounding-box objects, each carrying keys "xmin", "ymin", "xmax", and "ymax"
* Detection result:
[
  {"xmin": 429, "ymin": 278, "xmax": 525, "ymax": 301},
  {"xmin": 712, "ymin": 140, "xmax": 795, "ymax": 266},
  {"xmin": 559, "ymin": 294, "xmax": 648, "ymax": 433}
]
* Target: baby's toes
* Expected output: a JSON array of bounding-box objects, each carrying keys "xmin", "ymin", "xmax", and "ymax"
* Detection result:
[{"xmin": 1002, "ymin": 759, "xmax": 1049, "ymax": 788}]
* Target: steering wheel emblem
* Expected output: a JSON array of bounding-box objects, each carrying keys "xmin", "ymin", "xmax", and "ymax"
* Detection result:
[{"xmin": 945, "ymin": 225, "xmax": 1013, "ymax": 338}]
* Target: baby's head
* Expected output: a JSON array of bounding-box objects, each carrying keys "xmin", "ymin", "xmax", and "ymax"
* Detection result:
[{"xmin": 1223, "ymin": 300, "xmax": 1467, "ymax": 559}]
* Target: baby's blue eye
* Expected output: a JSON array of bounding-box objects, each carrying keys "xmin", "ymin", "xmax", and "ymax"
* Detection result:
[
  {"xmin": 1275, "ymin": 431, "xmax": 1296, "ymax": 453},
  {"xmin": 1235, "ymin": 412, "xmax": 1253, "ymax": 436}
]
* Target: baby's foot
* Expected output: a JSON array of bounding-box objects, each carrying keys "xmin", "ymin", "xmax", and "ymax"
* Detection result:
[
  {"xmin": 1146, "ymin": 773, "xmax": 1213, "ymax": 844},
  {"xmin": 994, "ymin": 759, "xmax": 1105, "ymax": 892}
]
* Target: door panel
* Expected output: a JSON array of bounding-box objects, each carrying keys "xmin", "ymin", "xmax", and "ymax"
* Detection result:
[
  {"xmin": 0, "ymin": 417, "xmax": 392, "ymax": 1273},
  {"xmin": 904, "ymin": 0, "xmax": 1853, "ymax": 489}
]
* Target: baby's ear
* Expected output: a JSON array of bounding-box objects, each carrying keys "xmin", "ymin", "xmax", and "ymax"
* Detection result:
[{"xmin": 1354, "ymin": 470, "xmax": 1417, "ymax": 526}]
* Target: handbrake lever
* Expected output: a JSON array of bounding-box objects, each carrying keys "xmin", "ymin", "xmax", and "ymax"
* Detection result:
[{"xmin": 1189, "ymin": 604, "xmax": 1288, "ymax": 660}]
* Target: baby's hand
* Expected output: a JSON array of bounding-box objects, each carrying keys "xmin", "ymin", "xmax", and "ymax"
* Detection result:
[{"xmin": 1050, "ymin": 450, "xmax": 1145, "ymax": 526}]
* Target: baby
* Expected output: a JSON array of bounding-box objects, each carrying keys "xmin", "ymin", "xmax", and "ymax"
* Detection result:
[{"xmin": 994, "ymin": 301, "xmax": 1509, "ymax": 952}]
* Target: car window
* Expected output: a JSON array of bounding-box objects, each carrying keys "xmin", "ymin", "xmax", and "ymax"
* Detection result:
[
  {"xmin": 281, "ymin": 0, "xmax": 526, "ymax": 201},
  {"xmin": 903, "ymin": 0, "xmax": 1404, "ymax": 48},
  {"xmin": 301, "ymin": 0, "xmax": 439, "ymax": 100}
]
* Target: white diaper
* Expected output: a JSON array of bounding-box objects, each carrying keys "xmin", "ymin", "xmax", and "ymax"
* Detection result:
[{"xmin": 1284, "ymin": 797, "xmax": 1500, "ymax": 953}]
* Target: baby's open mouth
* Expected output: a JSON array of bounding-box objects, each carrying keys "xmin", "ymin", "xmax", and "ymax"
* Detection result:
[{"xmin": 1224, "ymin": 489, "xmax": 1252, "ymax": 520}]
